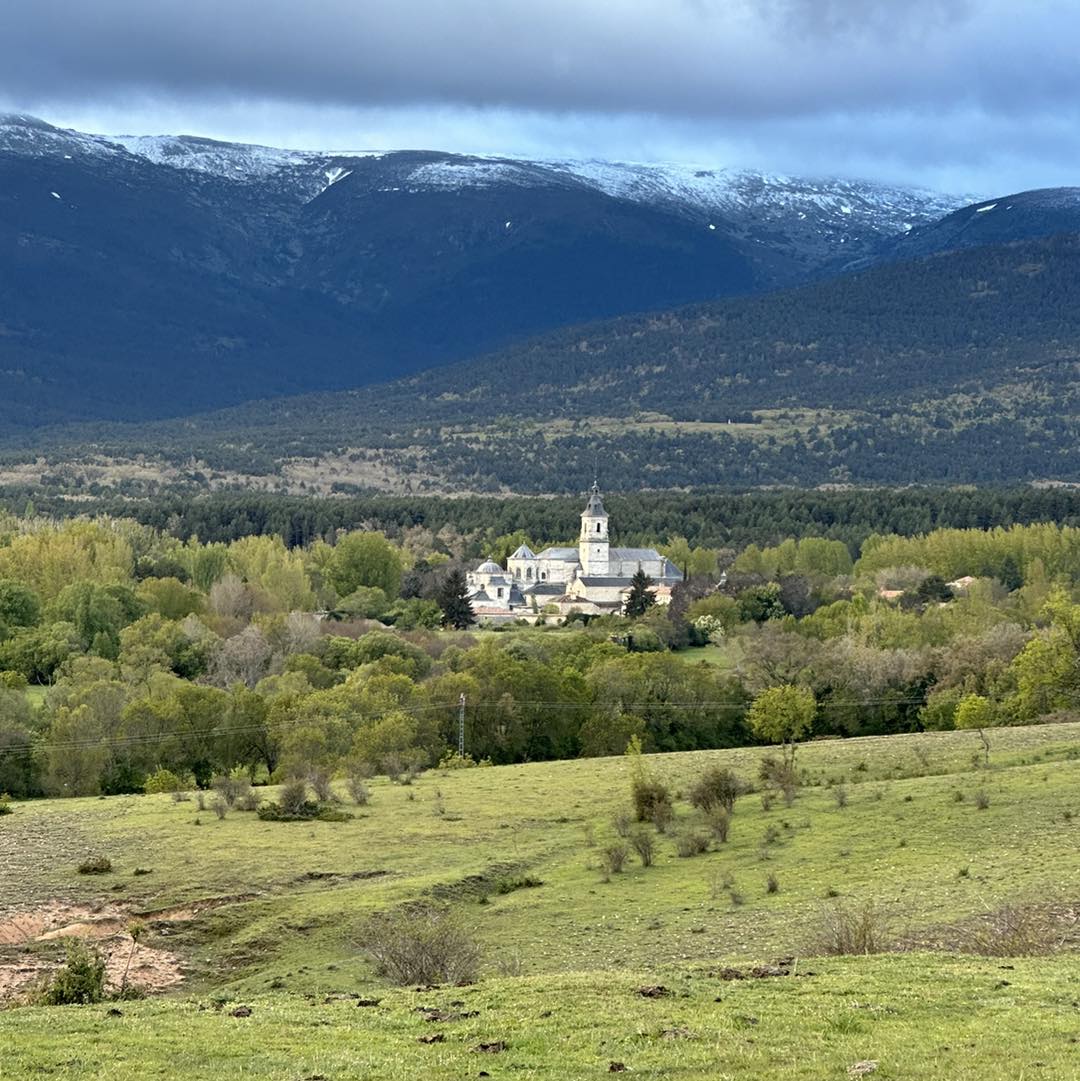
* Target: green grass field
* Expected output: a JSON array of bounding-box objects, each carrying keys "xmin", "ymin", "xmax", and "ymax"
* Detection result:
[{"xmin": 3, "ymin": 722, "xmax": 1079, "ymax": 1079}]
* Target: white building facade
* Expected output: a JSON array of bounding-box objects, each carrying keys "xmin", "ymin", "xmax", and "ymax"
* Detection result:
[{"xmin": 468, "ymin": 484, "xmax": 682, "ymax": 620}]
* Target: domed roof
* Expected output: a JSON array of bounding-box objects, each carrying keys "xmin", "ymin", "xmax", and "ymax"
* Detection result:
[{"xmin": 477, "ymin": 560, "xmax": 502, "ymax": 574}]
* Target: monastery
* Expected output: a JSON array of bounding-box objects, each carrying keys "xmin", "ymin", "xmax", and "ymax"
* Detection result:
[{"xmin": 466, "ymin": 484, "xmax": 683, "ymax": 622}]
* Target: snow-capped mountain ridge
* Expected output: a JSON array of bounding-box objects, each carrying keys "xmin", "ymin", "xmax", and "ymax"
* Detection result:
[{"xmin": 0, "ymin": 113, "xmax": 967, "ymax": 235}]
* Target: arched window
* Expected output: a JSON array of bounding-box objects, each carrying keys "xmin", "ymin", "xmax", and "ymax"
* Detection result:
[
  {"xmin": 596, "ymin": 522, "xmax": 601, "ymax": 533},
  {"xmin": 526, "ymin": 567, "xmax": 533, "ymax": 581},
  {"xmin": 541, "ymin": 571, "xmax": 547, "ymax": 580}
]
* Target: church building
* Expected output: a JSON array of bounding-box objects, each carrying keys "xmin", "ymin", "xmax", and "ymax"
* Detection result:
[{"xmin": 466, "ymin": 484, "xmax": 682, "ymax": 621}]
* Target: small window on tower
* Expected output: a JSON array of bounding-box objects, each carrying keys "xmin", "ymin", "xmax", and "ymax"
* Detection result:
[{"xmin": 596, "ymin": 522, "xmax": 601, "ymax": 533}]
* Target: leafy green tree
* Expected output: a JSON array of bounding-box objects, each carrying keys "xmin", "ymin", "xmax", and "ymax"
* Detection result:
[
  {"xmin": 1010, "ymin": 592, "xmax": 1080, "ymax": 718},
  {"xmin": 623, "ymin": 570, "xmax": 656, "ymax": 618},
  {"xmin": 326, "ymin": 532, "xmax": 403, "ymax": 600},
  {"xmin": 0, "ymin": 579, "xmax": 41, "ymax": 637},
  {"xmin": 998, "ymin": 555, "xmax": 1023, "ymax": 592},
  {"xmin": 0, "ymin": 688, "xmax": 41, "ymax": 797},
  {"xmin": 49, "ymin": 581, "xmax": 144, "ymax": 656},
  {"xmin": 738, "ymin": 582, "xmax": 784, "ymax": 623},
  {"xmin": 954, "ymin": 693, "xmax": 996, "ymax": 765},
  {"xmin": 0, "ymin": 622, "xmax": 82, "ymax": 684},
  {"xmin": 437, "ymin": 569, "xmax": 474, "ymax": 630},
  {"xmin": 577, "ymin": 711, "xmax": 646, "ymax": 758},
  {"xmin": 747, "ymin": 684, "xmax": 815, "ymax": 764},
  {"xmin": 136, "ymin": 577, "xmax": 204, "ymax": 620}
]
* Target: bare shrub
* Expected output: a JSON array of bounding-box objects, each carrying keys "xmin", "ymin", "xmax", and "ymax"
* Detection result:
[
  {"xmin": 688, "ymin": 767, "xmax": 750, "ymax": 814},
  {"xmin": 612, "ymin": 809, "xmax": 633, "ymax": 838},
  {"xmin": 308, "ymin": 769, "xmax": 336, "ymax": 804},
  {"xmin": 195, "ymin": 792, "xmax": 206, "ymax": 811},
  {"xmin": 974, "ymin": 789, "xmax": 991, "ymax": 810},
  {"xmin": 812, "ymin": 900, "xmax": 893, "ymax": 955},
  {"xmin": 676, "ymin": 832, "xmax": 710, "ymax": 858},
  {"xmin": 346, "ymin": 775, "xmax": 370, "ymax": 806},
  {"xmin": 957, "ymin": 904, "xmax": 1068, "ymax": 956},
  {"xmin": 364, "ymin": 904, "xmax": 481, "ymax": 985},
  {"xmin": 210, "ymin": 796, "xmax": 228, "ymax": 820},
  {"xmin": 211, "ymin": 773, "xmax": 252, "ymax": 808},
  {"xmin": 759, "ymin": 754, "xmax": 798, "ymax": 805},
  {"xmin": 630, "ymin": 829, "xmax": 655, "ymax": 867},
  {"xmin": 706, "ymin": 806, "xmax": 730, "ymax": 843},
  {"xmin": 279, "ymin": 777, "xmax": 310, "ymax": 817},
  {"xmin": 602, "ymin": 842, "xmax": 630, "ymax": 875},
  {"xmin": 650, "ymin": 801, "xmax": 675, "ymax": 834},
  {"xmin": 765, "ymin": 872, "xmax": 780, "ymax": 894},
  {"xmin": 833, "ymin": 786, "xmax": 849, "ymax": 809},
  {"xmin": 631, "ymin": 777, "xmax": 673, "ymax": 824},
  {"xmin": 236, "ymin": 790, "xmax": 261, "ymax": 812}
]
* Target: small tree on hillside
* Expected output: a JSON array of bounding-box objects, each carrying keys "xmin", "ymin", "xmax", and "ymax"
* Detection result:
[
  {"xmin": 624, "ymin": 570, "xmax": 657, "ymax": 618},
  {"xmin": 437, "ymin": 569, "xmax": 474, "ymax": 630},
  {"xmin": 954, "ymin": 693, "xmax": 996, "ymax": 766},
  {"xmin": 748, "ymin": 684, "xmax": 816, "ymax": 767}
]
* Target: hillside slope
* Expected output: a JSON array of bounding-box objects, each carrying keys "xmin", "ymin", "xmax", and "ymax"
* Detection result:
[
  {"xmin": 3, "ymin": 726, "xmax": 1079, "ymax": 1079},
  {"xmin": 27, "ymin": 233, "xmax": 1076, "ymax": 492}
]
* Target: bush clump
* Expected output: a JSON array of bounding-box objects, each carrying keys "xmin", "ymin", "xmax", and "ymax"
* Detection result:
[
  {"xmin": 676, "ymin": 832, "xmax": 710, "ymax": 858},
  {"xmin": 211, "ymin": 772, "xmax": 253, "ymax": 808},
  {"xmin": 77, "ymin": 856, "xmax": 113, "ymax": 875},
  {"xmin": 630, "ymin": 828, "xmax": 655, "ymax": 867},
  {"xmin": 38, "ymin": 940, "xmax": 106, "ymax": 1005},
  {"xmin": 631, "ymin": 777, "xmax": 673, "ymax": 824},
  {"xmin": 689, "ymin": 767, "xmax": 749, "ymax": 814},
  {"xmin": 143, "ymin": 768, "xmax": 187, "ymax": 795},
  {"xmin": 602, "ymin": 842, "xmax": 630, "ymax": 875},
  {"xmin": 364, "ymin": 904, "xmax": 481, "ymax": 985}
]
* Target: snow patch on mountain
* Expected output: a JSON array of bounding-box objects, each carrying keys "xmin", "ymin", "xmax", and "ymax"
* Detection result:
[{"xmin": 0, "ymin": 114, "xmax": 122, "ymax": 161}]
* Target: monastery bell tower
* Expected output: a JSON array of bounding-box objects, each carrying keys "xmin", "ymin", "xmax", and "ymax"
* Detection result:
[{"xmin": 579, "ymin": 482, "xmax": 610, "ymax": 576}]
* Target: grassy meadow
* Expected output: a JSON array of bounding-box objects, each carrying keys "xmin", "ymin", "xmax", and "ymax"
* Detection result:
[{"xmin": 2, "ymin": 722, "xmax": 1079, "ymax": 1079}]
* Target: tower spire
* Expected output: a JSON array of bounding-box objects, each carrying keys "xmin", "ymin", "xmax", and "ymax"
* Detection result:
[{"xmin": 579, "ymin": 479, "xmax": 609, "ymax": 576}]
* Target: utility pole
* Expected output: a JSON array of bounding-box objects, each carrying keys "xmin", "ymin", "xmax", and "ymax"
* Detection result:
[{"xmin": 458, "ymin": 693, "xmax": 466, "ymax": 758}]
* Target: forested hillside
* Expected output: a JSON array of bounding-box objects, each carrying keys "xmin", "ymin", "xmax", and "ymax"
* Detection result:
[{"xmin": 13, "ymin": 234, "xmax": 1077, "ymax": 492}]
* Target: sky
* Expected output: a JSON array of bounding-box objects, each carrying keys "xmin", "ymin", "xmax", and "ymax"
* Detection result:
[{"xmin": 1, "ymin": 0, "xmax": 1077, "ymax": 195}]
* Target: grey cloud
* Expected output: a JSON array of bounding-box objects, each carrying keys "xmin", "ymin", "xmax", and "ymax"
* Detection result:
[
  {"xmin": 0, "ymin": 0, "xmax": 1077, "ymax": 195},
  {"xmin": 0, "ymin": 0, "xmax": 1076, "ymax": 121}
]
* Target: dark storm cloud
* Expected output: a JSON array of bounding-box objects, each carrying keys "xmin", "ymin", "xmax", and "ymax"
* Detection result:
[{"xmin": 0, "ymin": 0, "xmax": 1076, "ymax": 122}]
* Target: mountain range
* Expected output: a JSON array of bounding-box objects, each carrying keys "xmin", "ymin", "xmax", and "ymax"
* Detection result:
[
  {"xmin": 1, "ymin": 113, "xmax": 966, "ymax": 427},
  {"xmin": 1, "ymin": 115, "xmax": 1079, "ymax": 492}
]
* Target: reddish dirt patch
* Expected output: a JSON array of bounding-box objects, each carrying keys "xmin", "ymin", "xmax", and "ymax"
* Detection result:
[{"xmin": 0, "ymin": 895, "xmax": 246, "ymax": 1002}]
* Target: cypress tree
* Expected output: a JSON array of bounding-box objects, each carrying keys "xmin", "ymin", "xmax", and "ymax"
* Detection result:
[
  {"xmin": 623, "ymin": 569, "xmax": 657, "ymax": 618},
  {"xmin": 437, "ymin": 568, "xmax": 475, "ymax": 629}
]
